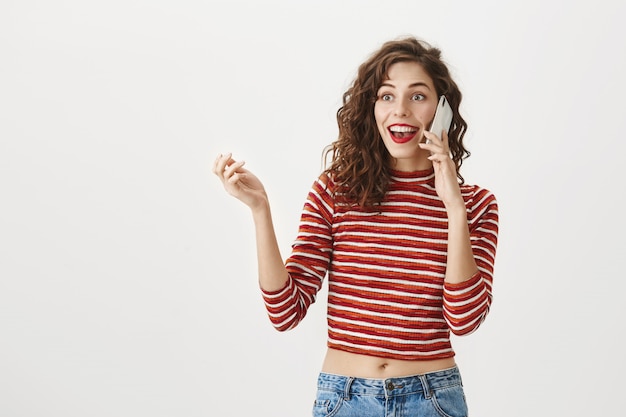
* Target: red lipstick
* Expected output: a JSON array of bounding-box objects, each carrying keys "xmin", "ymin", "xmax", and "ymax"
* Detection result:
[{"xmin": 388, "ymin": 124, "xmax": 418, "ymax": 144}]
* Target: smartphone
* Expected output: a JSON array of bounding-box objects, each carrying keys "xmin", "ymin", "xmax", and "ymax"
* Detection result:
[{"xmin": 426, "ymin": 95, "xmax": 453, "ymax": 143}]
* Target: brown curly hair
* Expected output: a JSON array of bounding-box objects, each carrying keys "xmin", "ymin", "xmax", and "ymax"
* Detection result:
[{"xmin": 323, "ymin": 36, "xmax": 470, "ymax": 208}]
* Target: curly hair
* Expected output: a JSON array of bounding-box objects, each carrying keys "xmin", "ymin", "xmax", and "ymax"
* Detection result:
[{"xmin": 323, "ymin": 36, "xmax": 470, "ymax": 208}]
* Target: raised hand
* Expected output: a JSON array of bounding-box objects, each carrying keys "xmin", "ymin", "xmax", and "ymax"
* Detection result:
[
  {"xmin": 212, "ymin": 153, "xmax": 268, "ymax": 211},
  {"xmin": 419, "ymin": 130, "xmax": 464, "ymax": 211}
]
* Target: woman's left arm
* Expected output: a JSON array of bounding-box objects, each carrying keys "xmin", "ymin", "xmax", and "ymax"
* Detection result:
[
  {"xmin": 421, "ymin": 130, "xmax": 478, "ymax": 283},
  {"xmin": 444, "ymin": 204, "xmax": 479, "ymax": 284},
  {"xmin": 421, "ymin": 131, "xmax": 499, "ymax": 335}
]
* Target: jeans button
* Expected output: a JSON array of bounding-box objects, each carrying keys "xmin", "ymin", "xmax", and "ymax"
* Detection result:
[{"xmin": 386, "ymin": 381, "xmax": 394, "ymax": 390}]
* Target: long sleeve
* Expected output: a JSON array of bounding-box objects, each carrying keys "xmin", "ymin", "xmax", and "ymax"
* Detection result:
[
  {"xmin": 442, "ymin": 188, "xmax": 499, "ymax": 335},
  {"xmin": 261, "ymin": 175, "xmax": 335, "ymax": 331}
]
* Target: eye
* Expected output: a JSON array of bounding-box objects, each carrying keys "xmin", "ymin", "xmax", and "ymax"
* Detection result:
[
  {"xmin": 379, "ymin": 94, "xmax": 393, "ymax": 101},
  {"xmin": 411, "ymin": 93, "xmax": 426, "ymax": 101}
]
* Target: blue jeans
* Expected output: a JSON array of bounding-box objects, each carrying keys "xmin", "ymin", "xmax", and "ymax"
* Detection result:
[{"xmin": 312, "ymin": 366, "xmax": 468, "ymax": 417}]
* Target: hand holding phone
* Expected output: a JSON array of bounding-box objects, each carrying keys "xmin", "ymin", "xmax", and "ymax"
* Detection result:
[{"xmin": 426, "ymin": 95, "xmax": 453, "ymax": 143}]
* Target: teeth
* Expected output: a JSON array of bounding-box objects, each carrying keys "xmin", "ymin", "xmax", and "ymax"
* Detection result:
[{"xmin": 389, "ymin": 125, "xmax": 416, "ymax": 133}]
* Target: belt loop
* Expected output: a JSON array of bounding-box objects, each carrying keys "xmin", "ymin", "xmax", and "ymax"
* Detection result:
[
  {"xmin": 419, "ymin": 374, "xmax": 432, "ymax": 399},
  {"xmin": 343, "ymin": 377, "xmax": 355, "ymax": 400}
]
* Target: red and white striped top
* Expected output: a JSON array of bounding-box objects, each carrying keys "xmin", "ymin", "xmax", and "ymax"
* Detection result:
[{"xmin": 261, "ymin": 168, "xmax": 499, "ymax": 360}]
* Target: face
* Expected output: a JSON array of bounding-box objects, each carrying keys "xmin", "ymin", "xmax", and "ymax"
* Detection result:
[{"xmin": 374, "ymin": 61, "xmax": 439, "ymax": 172}]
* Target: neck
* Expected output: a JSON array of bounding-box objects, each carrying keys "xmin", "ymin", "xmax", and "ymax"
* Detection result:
[{"xmin": 391, "ymin": 157, "xmax": 432, "ymax": 172}]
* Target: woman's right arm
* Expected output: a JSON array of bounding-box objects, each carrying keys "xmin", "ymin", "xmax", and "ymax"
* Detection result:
[{"xmin": 212, "ymin": 153, "xmax": 289, "ymax": 292}]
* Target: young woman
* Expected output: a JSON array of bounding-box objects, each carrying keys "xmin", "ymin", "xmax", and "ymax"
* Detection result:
[{"xmin": 213, "ymin": 36, "xmax": 499, "ymax": 417}]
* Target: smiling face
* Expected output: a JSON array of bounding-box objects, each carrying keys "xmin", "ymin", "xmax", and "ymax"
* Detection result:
[{"xmin": 374, "ymin": 61, "xmax": 439, "ymax": 172}]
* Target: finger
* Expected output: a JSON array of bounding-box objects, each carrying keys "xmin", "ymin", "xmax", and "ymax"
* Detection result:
[
  {"xmin": 428, "ymin": 153, "xmax": 444, "ymax": 162},
  {"xmin": 213, "ymin": 152, "xmax": 229, "ymax": 176},
  {"xmin": 419, "ymin": 133, "xmax": 444, "ymax": 155},
  {"xmin": 214, "ymin": 153, "xmax": 236, "ymax": 178},
  {"xmin": 422, "ymin": 131, "xmax": 444, "ymax": 154},
  {"xmin": 428, "ymin": 154, "xmax": 457, "ymax": 175},
  {"xmin": 224, "ymin": 159, "xmax": 246, "ymax": 180},
  {"xmin": 423, "ymin": 130, "xmax": 442, "ymax": 145},
  {"xmin": 227, "ymin": 171, "xmax": 247, "ymax": 185},
  {"xmin": 212, "ymin": 153, "xmax": 224, "ymax": 175}
]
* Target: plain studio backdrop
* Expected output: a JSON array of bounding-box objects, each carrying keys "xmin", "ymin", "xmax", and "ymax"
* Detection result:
[{"xmin": 1, "ymin": 1, "xmax": 624, "ymax": 416}]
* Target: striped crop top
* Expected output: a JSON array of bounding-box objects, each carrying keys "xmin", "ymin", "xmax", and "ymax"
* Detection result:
[{"xmin": 261, "ymin": 168, "xmax": 499, "ymax": 360}]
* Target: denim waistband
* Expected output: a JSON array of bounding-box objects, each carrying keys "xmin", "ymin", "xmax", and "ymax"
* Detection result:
[{"xmin": 317, "ymin": 366, "xmax": 462, "ymax": 397}]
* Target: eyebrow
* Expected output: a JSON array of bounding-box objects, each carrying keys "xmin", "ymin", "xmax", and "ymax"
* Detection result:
[{"xmin": 378, "ymin": 81, "xmax": 432, "ymax": 90}]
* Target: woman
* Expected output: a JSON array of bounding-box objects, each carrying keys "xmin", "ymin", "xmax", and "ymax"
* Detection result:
[{"xmin": 213, "ymin": 36, "xmax": 498, "ymax": 417}]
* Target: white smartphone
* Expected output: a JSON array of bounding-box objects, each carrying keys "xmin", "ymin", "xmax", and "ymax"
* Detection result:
[{"xmin": 426, "ymin": 95, "xmax": 453, "ymax": 142}]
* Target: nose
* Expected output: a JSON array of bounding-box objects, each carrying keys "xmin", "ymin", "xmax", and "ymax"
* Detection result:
[{"xmin": 394, "ymin": 101, "xmax": 409, "ymax": 117}]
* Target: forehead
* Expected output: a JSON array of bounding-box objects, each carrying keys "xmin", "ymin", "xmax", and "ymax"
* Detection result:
[{"xmin": 382, "ymin": 61, "xmax": 434, "ymax": 88}]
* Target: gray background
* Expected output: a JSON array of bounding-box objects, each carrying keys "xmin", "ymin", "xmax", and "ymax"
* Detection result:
[{"xmin": 1, "ymin": 0, "xmax": 624, "ymax": 416}]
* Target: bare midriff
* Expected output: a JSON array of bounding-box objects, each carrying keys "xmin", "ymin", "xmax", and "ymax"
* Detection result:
[{"xmin": 321, "ymin": 348, "xmax": 456, "ymax": 379}]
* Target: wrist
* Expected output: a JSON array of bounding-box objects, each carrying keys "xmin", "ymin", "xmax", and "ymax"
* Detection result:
[
  {"xmin": 445, "ymin": 200, "xmax": 467, "ymax": 217},
  {"xmin": 250, "ymin": 196, "xmax": 271, "ymax": 220}
]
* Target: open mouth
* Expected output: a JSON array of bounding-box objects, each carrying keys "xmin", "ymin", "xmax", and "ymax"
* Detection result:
[{"xmin": 388, "ymin": 124, "xmax": 418, "ymax": 143}]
